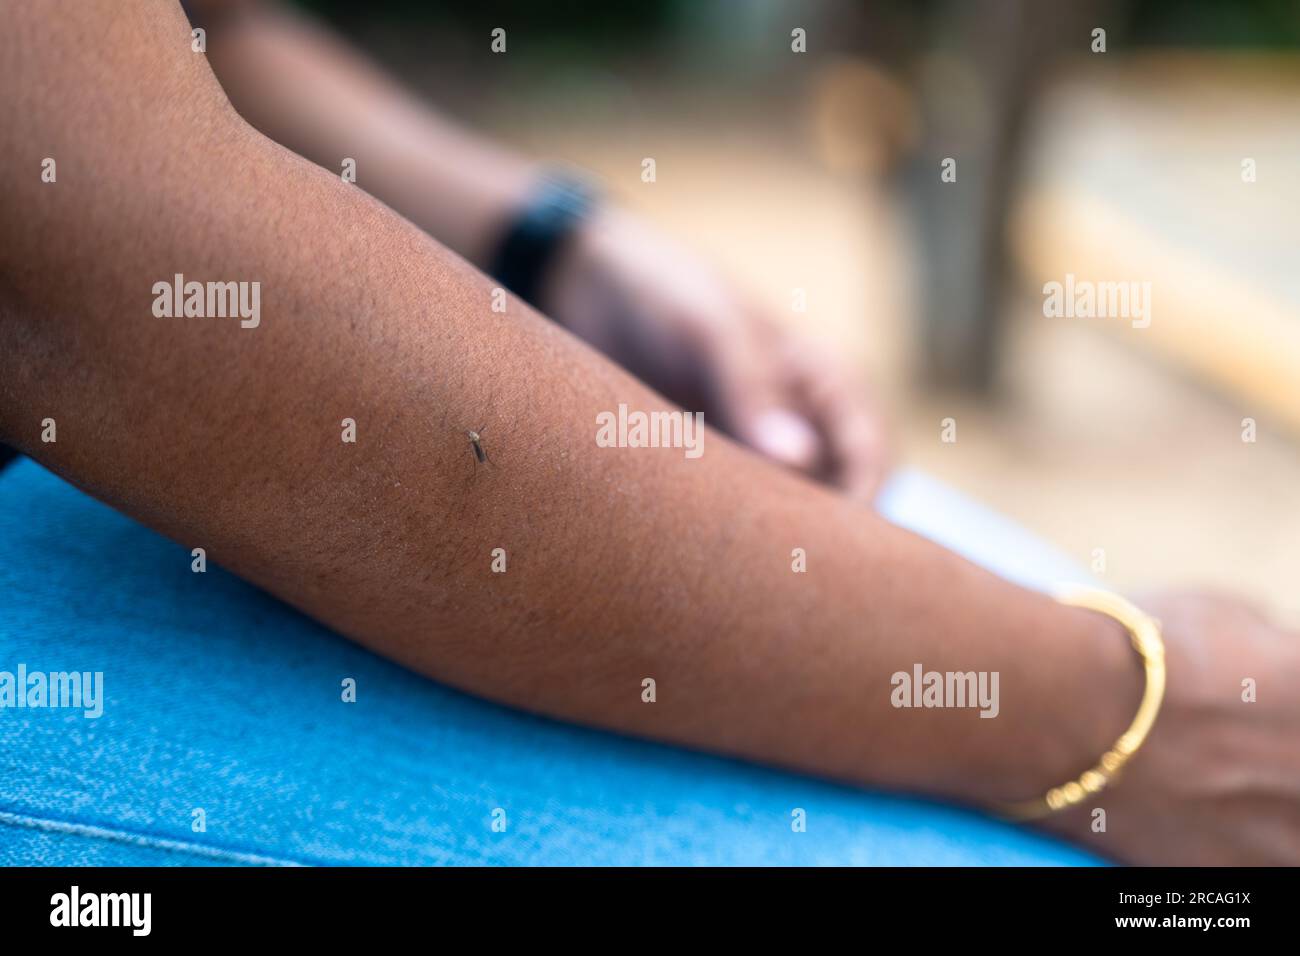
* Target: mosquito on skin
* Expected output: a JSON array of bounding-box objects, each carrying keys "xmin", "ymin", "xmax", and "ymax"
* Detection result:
[{"xmin": 465, "ymin": 425, "xmax": 490, "ymax": 467}]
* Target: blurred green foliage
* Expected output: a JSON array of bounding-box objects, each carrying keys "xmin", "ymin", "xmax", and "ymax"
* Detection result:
[
  {"xmin": 292, "ymin": 0, "xmax": 677, "ymax": 41},
  {"xmin": 1131, "ymin": 0, "xmax": 1300, "ymax": 47},
  {"xmin": 291, "ymin": 0, "xmax": 1300, "ymax": 50}
]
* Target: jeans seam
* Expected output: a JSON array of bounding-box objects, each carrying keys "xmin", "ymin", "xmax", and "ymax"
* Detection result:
[{"xmin": 0, "ymin": 805, "xmax": 322, "ymax": 867}]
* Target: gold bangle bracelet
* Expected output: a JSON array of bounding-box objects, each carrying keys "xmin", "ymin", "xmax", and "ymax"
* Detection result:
[{"xmin": 1001, "ymin": 586, "xmax": 1166, "ymax": 821}]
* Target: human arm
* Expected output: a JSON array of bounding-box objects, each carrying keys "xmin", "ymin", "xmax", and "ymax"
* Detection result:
[
  {"xmin": 187, "ymin": 0, "xmax": 890, "ymax": 495},
  {"xmin": 3, "ymin": 0, "xmax": 1298, "ymax": 864}
]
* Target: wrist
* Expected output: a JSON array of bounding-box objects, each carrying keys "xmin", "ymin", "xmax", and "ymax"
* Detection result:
[
  {"xmin": 850, "ymin": 536, "xmax": 1152, "ymax": 811},
  {"xmin": 995, "ymin": 599, "xmax": 1146, "ymax": 809},
  {"xmin": 486, "ymin": 170, "xmax": 598, "ymax": 314}
]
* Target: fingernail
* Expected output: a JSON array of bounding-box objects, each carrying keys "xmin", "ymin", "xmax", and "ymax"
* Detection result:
[{"xmin": 752, "ymin": 409, "xmax": 819, "ymax": 467}]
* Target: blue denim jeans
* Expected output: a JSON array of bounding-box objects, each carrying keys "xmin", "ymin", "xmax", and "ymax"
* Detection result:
[{"xmin": 0, "ymin": 457, "xmax": 1101, "ymax": 865}]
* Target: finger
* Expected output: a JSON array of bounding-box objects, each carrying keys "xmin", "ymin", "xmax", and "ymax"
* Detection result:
[
  {"xmin": 748, "ymin": 407, "xmax": 822, "ymax": 470},
  {"xmin": 705, "ymin": 331, "xmax": 823, "ymax": 473},
  {"xmin": 784, "ymin": 342, "xmax": 890, "ymax": 501}
]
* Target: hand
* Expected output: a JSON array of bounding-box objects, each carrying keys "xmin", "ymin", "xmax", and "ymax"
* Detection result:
[
  {"xmin": 541, "ymin": 207, "xmax": 890, "ymax": 501},
  {"xmin": 1039, "ymin": 591, "xmax": 1300, "ymax": 864}
]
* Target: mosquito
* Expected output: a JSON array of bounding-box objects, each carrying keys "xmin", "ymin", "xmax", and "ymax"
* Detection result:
[{"xmin": 465, "ymin": 425, "xmax": 490, "ymax": 467}]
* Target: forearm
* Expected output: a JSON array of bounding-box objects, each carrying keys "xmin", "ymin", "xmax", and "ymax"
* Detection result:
[
  {"xmin": 0, "ymin": 0, "xmax": 1140, "ymax": 812},
  {"xmin": 192, "ymin": 0, "xmax": 535, "ymax": 268}
]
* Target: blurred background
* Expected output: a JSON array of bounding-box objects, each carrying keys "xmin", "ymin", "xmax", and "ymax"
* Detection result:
[{"xmin": 296, "ymin": 0, "xmax": 1299, "ymax": 620}]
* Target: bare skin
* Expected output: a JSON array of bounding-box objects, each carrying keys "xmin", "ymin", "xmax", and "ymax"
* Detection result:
[
  {"xmin": 1, "ymin": 0, "xmax": 1297, "ymax": 865},
  {"xmin": 191, "ymin": 0, "xmax": 889, "ymax": 495}
]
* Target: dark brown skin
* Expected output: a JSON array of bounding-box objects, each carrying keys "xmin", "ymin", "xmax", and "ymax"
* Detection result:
[
  {"xmin": 1, "ymin": 0, "xmax": 1297, "ymax": 864},
  {"xmin": 193, "ymin": 0, "xmax": 890, "ymax": 495}
]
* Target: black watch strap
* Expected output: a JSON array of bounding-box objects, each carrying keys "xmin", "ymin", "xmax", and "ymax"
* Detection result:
[{"xmin": 488, "ymin": 174, "xmax": 596, "ymax": 309}]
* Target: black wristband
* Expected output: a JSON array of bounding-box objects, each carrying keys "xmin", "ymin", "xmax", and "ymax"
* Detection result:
[{"xmin": 488, "ymin": 173, "xmax": 596, "ymax": 309}]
